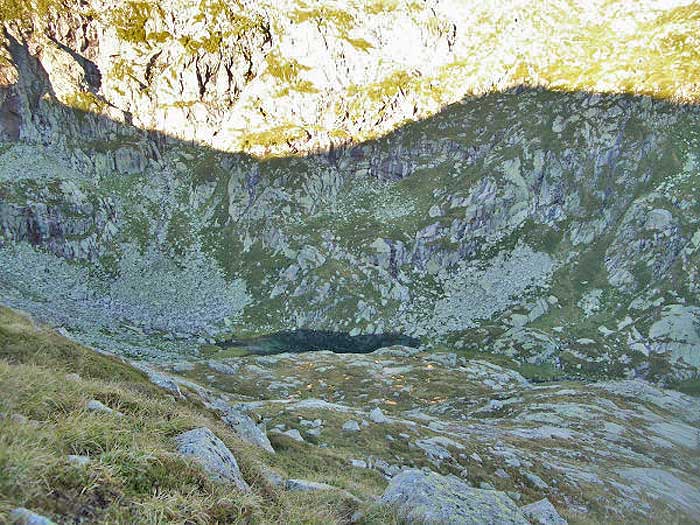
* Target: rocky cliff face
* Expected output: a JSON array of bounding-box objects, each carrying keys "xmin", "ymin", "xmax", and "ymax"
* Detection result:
[
  {"xmin": 1, "ymin": 0, "xmax": 699, "ymax": 385},
  {"xmin": 1, "ymin": 0, "xmax": 699, "ymax": 155}
]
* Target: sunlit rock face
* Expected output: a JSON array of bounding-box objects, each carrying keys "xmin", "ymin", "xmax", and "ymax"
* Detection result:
[{"xmin": 1, "ymin": 0, "xmax": 699, "ymax": 156}]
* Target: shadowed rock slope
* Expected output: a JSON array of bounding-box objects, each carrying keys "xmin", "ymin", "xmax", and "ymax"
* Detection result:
[{"xmin": 1, "ymin": 32, "xmax": 699, "ymax": 385}]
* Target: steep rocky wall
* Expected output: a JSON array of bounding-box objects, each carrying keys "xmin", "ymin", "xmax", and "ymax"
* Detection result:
[
  {"xmin": 0, "ymin": 0, "xmax": 699, "ymax": 382},
  {"xmin": 2, "ymin": 84, "xmax": 698, "ymax": 384},
  {"xmin": 0, "ymin": 199, "xmax": 117, "ymax": 261}
]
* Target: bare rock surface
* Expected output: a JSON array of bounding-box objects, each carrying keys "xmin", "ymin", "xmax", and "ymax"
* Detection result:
[
  {"xmin": 521, "ymin": 498, "xmax": 568, "ymax": 525},
  {"xmin": 221, "ymin": 408, "xmax": 274, "ymax": 454},
  {"xmin": 380, "ymin": 469, "xmax": 529, "ymax": 525},
  {"xmin": 174, "ymin": 427, "xmax": 249, "ymax": 491}
]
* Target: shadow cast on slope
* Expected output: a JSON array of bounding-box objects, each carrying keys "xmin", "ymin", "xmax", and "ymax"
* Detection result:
[
  {"xmin": 1, "ymin": 31, "xmax": 699, "ymax": 358},
  {"xmin": 1, "ymin": 27, "xmax": 697, "ymax": 175}
]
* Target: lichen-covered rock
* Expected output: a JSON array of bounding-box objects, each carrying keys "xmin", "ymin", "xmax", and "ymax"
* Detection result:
[
  {"xmin": 174, "ymin": 427, "xmax": 249, "ymax": 491},
  {"xmin": 285, "ymin": 479, "xmax": 337, "ymax": 492},
  {"xmin": 131, "ymin": 362, "xmax": 184, "ymax": 399},
  {"xmin": 380, "ymin": 469, "xmax": 529, "ymax": 524},
  {"xmin": 285, "ymin": 479, "xmax": 361, "ymax": 503},
  {"xmin": 616, "ymin": 467, "xmax": 700, "ymax": 515},
  {"xmin": 522, "ymin": 471, "xmax": 549, "ymax": 490},
  {"xmin": 221, "ymin": 408, "xmax": 274, "ymax": 454},
  {"xmin": 342, "ymin": 420, "xmax": 361, "ymax": 432},
  {"xmin": 260, "ymin": 466, "xmax": 285, "ymax": 488},
  {"xmin": 9, "ymin": 508, "xmax": 56, "ymax": 525},
  {"xmin": 281, "ymin": 428, "xmax": 304, "ymax": 442},
  {"xmin": 86, "ymin": 399, "xmax": 122, "ymax": 416},
  {"xmin": 369, "ymin": 406, "xmax": 389, "ymax": 423},
  {"xmin": 648, "ymin": 305, "xmax": 700, "ymax": 367},
  {"xmin": 521, "ymin": 498, "xmax": 567, "ymax": 525},
  {"xmin": 414, "ymin": 436, "xmax": 464, "ymax": 462}
]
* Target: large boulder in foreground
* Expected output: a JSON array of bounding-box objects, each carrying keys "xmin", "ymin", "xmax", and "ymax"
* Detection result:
[
  {"xmin": 174, "ymin": 427, "xmax": 249, "ymax": 491},
  {"xmin": 381, "ymin": 469, "xmax": 529, "ymax": 525}
]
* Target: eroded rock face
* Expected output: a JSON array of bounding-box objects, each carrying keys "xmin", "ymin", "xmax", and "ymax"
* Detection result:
[
  {"xmin": 3, "ymin": 86, "xmax": 697, "ymax": 384},
  {"xmin": 153, "ymin": 348, "xmax": 699, "ymax": 523},
  {"xmin": 380, "ymin": 469, "xmax": 529, "ymax": 525},
  {"xmin": 1, "ymin": 1, "xmax": 699, "ymax": 383},
  {"xmin": 616, "ymin": 468, "xmax": 700, "ymax": 516},
  {"xmin": 4, "ymin": 0, "xmax": 699, "ymax": 157},
  {"xmin": 174, "ymin": 427, "xmax": 249, "ymax": 491},
  {"xmin": 0, "ymin": 177, "xmax": 119, "ymax": 261},
  {"xmin": 648, "ymin": 305, "xmax": 700, "ymax": 367},
  {"xmin": 0, "ymin": 4, "xmax": 699, "ymax": 525}
]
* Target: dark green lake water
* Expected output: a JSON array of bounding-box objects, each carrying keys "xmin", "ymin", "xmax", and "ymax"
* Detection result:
[{"xmin": 221, "ymin": 330, "xmax": 420, "ymax": 355}]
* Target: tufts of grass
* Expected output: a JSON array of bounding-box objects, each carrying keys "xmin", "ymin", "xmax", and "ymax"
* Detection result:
[
  {"xmin": 0, "ymin": 359, "xmax": 264, "ymax": 523},
  {"xmin": 668, "ymin": 376, "xmax": 700, "ymax": 397},
  {"xmin": 0, "ymin": 306, "xmax": 380, "ymax": 523},
  {"xmin": 0, "ymin": 307, "xmax": 149, "ymax": 384},
  {"xmin": 200, "ymin": 344, "xmax": 251, "ymax": 359},
  {"xmin": 516, "ymin": 362, "xmax": 567, "ymax": 383}
]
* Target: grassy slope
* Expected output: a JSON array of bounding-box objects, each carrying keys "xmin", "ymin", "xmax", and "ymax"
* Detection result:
[
  {"xmin": 0, "ymin": 303, "xmax": 695, "ymax": 524},
  {"xmin": 0, "ymin": 306, "xmax": 396, "ymax": 524}
]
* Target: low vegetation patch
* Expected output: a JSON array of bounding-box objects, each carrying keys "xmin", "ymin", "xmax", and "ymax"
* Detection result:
[{"xmin": 0, "ymin": 307, "xmax": 395, "ymax": 524}]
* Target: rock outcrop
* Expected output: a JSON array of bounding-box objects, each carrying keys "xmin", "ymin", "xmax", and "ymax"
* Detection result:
[
  {"xmin": 221, "ymin": 408, "xmax": 274, "ymax": 454},
  {"xmin": 0, "ymin": 5, "xmax": 699, "ymax": 523},
  {"xmin": 380, "ymin": 469, "xmax": 529, "ymax": 525},
  {"xmin": 174, "ymin": 427, "xmax": 249, "ymax": 491},
  {"xmin": 2, "ymin": 0, "xmax": 697, "ymax": 157},
  {"xmin": 521, "ymin": 498, "xmax": 568, "ymax": 525},
  {"xmin": 1, "ymin": 0, "xmax": 699, "ymax": 382},
  {"xmin": 9, "ymin": 508, "xmax": 56, "ymax": 525}
]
